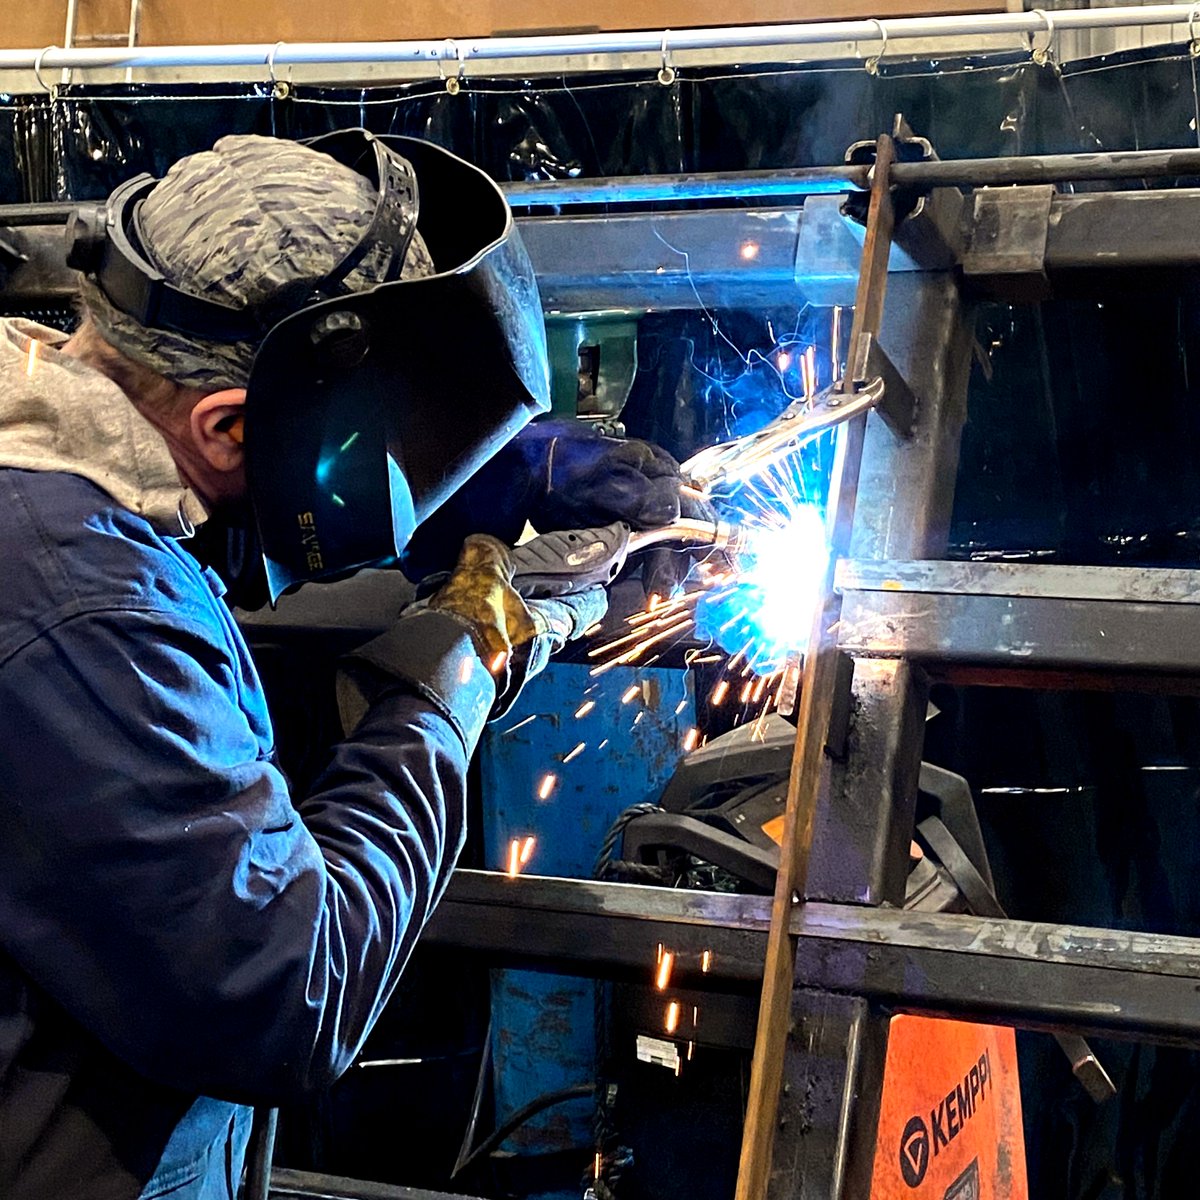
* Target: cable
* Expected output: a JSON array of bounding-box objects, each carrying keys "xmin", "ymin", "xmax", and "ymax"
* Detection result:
[{"xmin": 450, "ymin": 1083, "xmax": 597, "ymax": 1181}]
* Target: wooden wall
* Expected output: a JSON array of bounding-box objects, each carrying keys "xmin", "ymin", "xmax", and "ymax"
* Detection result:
[{"xmin": 12, "ymin": 0, "xmax": 1001, "ymax": 49}]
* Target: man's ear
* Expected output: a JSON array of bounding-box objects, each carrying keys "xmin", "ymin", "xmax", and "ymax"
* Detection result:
[{"xmin": 190, "ymin": 388, "xmax": 247, "ymax": 473}]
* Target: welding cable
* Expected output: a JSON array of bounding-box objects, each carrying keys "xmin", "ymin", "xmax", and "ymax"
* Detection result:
[
  {"xmin": 593, "ymin": 802, "xmax": 674, "ymax": 883},
  {"xmin": 450, "ymin": 1083, "xmax": 598, "ymax": 1180}
]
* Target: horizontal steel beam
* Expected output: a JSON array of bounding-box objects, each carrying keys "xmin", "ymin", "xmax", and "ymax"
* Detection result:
[
  {"xmin": 836, "ymin": 559, "xmax": 1200, "ymax": 678},
  {"xmin": 428, "ymin": 872, "xmax": 1200, "ymax": 1047},
  {"xmin": 270, "ymin": 1168, "xmax": 479, "ymax": 1200},
  {"xmin": 12, "ymin": 187, "xmax": 1200, "ymax": 313}
]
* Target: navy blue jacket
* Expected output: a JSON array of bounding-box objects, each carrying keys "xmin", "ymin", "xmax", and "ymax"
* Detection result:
[{"xmin": 0, "ymin": 467, "xmax": 494, "ymax": 1198}]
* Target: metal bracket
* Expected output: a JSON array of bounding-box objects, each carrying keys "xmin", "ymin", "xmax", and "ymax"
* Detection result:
[
  {"xmin": 963, "ymin": 184, "xmax": 1055, "ymax": 300},
  {"xmin": 849, "ymin": 332, "xmax": 917, "ymax": 438},
  {"xmin": 823, "ymin": 651, "xmax": 857, "ymax": 761}
]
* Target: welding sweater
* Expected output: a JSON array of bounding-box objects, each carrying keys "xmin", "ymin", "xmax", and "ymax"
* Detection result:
[{"xmin": 0, "ymin": 318, "xmax": 495, "ymax": 1199}]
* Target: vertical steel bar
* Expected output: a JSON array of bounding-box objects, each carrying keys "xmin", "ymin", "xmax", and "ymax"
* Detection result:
[{"xmin": 734, "ymin": 133, "xmax": 897, "ymax": 1200}]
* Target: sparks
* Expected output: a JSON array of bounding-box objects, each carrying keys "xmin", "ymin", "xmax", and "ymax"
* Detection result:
[
  {"xmin": 655, "ymin": 951, "xmax": 674, "ymax": 991},
  {"xmin": 711, "ymin": 680, "xmax": 730, "ymax": 705},
  {"xmin": 574, "ymin": 700, "xmax": 595, "ymax": 719},
  {"xmin": 506, "ymin": 839, "xmax": 521, "ymax": 877},
  {"xmin": 665, "ymin": 1000, "xmax": 681, "ymax": 1034},
  {"xmin": 519, "ymin": 835, "xmax": 536, "ymax": 865},
  {"xmin": 489, "ymin": 650, "xmax": 508, "ymax": 674},
  {"xmin": 683, "ymin": 727, "xmax": 700, "ymax": 752},
  {"xmin": 701, "ymin": 949, "xmax": 712, "ymax": 973},
  {"xmin": 562, "ymin": 742, "xmax": 586, "ymax": 764},
  {"xmin": 24, "ymin": 339, "xmax": 39, "ymax": 378},
  {"xmin": 620, "ymin": 685, "xmax": 641, "ymax": 704},
  {"xmin": 459, "ymin": 657, "xmax": 474, "ymax": 684},
  {"xmin": 537, "ymin": 773, "xmax": 557, "ymax": 801}
]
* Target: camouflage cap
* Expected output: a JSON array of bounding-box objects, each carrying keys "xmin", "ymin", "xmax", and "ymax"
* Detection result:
[{"xmin": 81, "ymin": 133, "xmax": 434, "ymax": 391}]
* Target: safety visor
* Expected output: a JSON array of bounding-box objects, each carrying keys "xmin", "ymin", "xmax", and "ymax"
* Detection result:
[{"xmin": 244, "ymin": 136, "xmax": 549, "ymax": 601}]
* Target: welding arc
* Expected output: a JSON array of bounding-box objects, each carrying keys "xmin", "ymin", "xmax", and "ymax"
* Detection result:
[{"xmin": 680, "ymin": 374, "xmax": 885, "ymax": 493}]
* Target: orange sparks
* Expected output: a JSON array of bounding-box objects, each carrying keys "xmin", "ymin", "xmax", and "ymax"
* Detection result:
[
  {"xmin": 621, "ymin": 685, "xmax": 641, "ymax": 704},
  {"xmin": 583, "ymin": 622, "xmax": 604, "ymax": 637},
  {"xmin": 753, "ymin": 674, "xmax": 769, "ymax": 702},
  {"xmin": 675, "ymin": 1057, "xmax": 683, "ymax": 1077},
  {"xmin": 687, "ymin": 1041, "xmax": 695, "ymax": 1060},
  {"xmin": 562, "ymin": 742, "xmax": 586, "ymax": 764},
  {"xmin": 506, "ymin": 839, "xmax": 521, "ymax": 877},
  {"xmin": 25, "ymin": 338, "xmax": 39, "ymax": 378},
  {"xmin": 648, "ymin": 592, "xmax": 662, "ymax": 612},
  {"xmin": 459, "ymin": 657, "xmax": 474, "ymax": 683},
  {"xmin": 537, "ymin": 773, "xmax": 557, "ymax": 801},
  {"xmin": 655, "ymin": 951, "xmax": 674, "ymax": 991},
  {"xmin": 701, "ymin": 949, "xmax": 712, "ymax": 973},
  {"xmin": 633, "ymin": 711, "xmax": 644, "ymax": 727},
  {"xmin": 595, "ymin": 1152, "xmax": 603, "ymax": 1180},
  {"xmin": 665, "ymin": 1000, "xmax": 681, "ymax": 1034},
  {"xmin": 711, "ymin": 680, "xmax": 730, "ymax": 706},
  {"xmin": 489, "ymin": 650, "xmax": 508, "ymax": 674},
  {"xmin": 519, "ymin": 835, "xmax": 536, "ymax": 865},
  {"xmin": 675, "ymin": 699, "xmax": 688, "ymax": 715},
  {"xmin": 575, "ymin": 700, "xmax": 595, "ymax": 719},
  {"xmin": 656, "ymin": 942, "xmax": 664, "ymax": 964},
  {"xmin": 739, "ymin": 680, "xmax": 754, "ymax": 704},
  {"xmin": 683, "ymin": 727, "xmax": 700, "ymax": 752},
  {"xmin": 598, "ymin": 739, "xmax": 609, "ymax": 750}
]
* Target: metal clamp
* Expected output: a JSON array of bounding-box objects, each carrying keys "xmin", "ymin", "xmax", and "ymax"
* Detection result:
[
  {"xmin": 680, "ymin": 374, "xmax": 886, "ymax": 493},
  {"xmin": 864, "ymin": 19, "xmax": 888, "ymax": 77},
  {"xmin": 658, "ymin": 31, "xmax": 677, "ymax": 86},
  {"xmin": 1189, "ymin": 5, "xmax": 1200, "ymax": 57}
]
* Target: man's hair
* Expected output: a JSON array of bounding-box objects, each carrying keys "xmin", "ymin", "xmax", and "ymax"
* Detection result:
[{"xmin": 68, "ymin": 314, "xmax": 197, "ymax": 415}]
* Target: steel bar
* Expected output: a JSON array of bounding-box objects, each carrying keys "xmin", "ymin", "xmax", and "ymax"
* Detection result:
[
  {"xmin": 424, "ymin": 870, "xmax": 770, "ymax": 985},
  {"xmin": 425, "ymin": 872, "xmax": 1200, "ymax": 1048},
  {"xmin": 270, "ymin": 1168, "xmax": 480, "ymax": 1199},
  {"xmin": 3, "ymin": 5, "xmax": 1200, "ymax": 73},
  {"xmin": 506, "ymin": 149, "xmax": 1200, "ymax": 208},
  {"xmin": 736, "ymin": 131, "xmax": 897, "ymax": 1200},
  {"xmin": 837, "ymin": 560, "xmax": 1200, "ymax": 679}
]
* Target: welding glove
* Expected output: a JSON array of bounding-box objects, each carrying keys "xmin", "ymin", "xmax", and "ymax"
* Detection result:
[
  {"xmin": 401, "ymin": 420, "xmax": 713, "ymax": 598},
  {"xmin": 340, "ymin": 534, "xmax": 607, "ymax": 734}
]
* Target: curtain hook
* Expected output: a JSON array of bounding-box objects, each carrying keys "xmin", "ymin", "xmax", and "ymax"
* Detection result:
[
  {"xmin": 267, "ymin": 41, "xmax": 291, "ymax": 100},
  {"xmin": 33, "ymin": 46, "xmax": 58, "ymax": 97},
  {"xmin": 439, "ymin": 38, "xmax": 465, "ymax": 94},
  {"xmin": 865, "ymin": 20, "xmax": 888, "ymax": 76},
  {"xmin": 658, "ymin": 31, "xmax": 677, "ymax": 86},
  {"xmin": 1029, "ymin": 9, "xmax": 1056, "ymax": 68}
]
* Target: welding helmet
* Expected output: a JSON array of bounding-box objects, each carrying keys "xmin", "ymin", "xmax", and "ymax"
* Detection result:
[{"xmin": 66, "ymin": 128, "xmax": 550, "ymax": 600}]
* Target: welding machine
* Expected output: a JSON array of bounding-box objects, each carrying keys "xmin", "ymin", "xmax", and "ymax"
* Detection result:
[{"xmin": 598, "ymin": 716, "xmax": 1032, "ymax": 1200}]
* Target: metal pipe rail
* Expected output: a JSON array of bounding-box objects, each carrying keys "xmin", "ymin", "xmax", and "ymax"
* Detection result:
[
  {"xmin": 2, "ymin": 4, "xmax": 1200, "ymax": 75},
  {"xmin": 10, "ymin": 148, "xmax": 1200, "ymax": 229}
]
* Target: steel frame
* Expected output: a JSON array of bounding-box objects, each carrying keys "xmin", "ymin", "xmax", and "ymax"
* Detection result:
[{"xmin": 8, "ymin": 143, "xmax": 1200, "ymax": 1200}]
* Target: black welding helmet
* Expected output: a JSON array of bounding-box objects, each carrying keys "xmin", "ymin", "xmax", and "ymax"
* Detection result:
[{"xmin": 66, "ymin": 128, "xmax": 549, "ymax": 601}]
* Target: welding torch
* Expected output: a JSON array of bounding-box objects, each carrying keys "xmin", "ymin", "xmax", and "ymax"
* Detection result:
[
  {"xmin": 509, "ymin": 518, "xmax": 737, "ymax": 600},
  {"xmin": 680, "ymin": 374, "xmax": 886, "ymax": 495}
]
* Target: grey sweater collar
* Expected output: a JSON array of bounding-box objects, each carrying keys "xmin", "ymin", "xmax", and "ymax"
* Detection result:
[{"xmin": 0, "ymin": 318, "xmax": 207, "ymax": 536}]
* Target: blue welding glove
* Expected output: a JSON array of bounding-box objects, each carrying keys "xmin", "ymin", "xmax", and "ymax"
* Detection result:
[{"xmin": 401, "ymin": 420, "xmax": 712, "ymax": 597}]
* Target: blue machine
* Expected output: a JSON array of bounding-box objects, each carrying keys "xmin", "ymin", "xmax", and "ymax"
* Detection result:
[{"xmin": 477, "ymin": 660, "xmax": 695, "ymax": 1198}]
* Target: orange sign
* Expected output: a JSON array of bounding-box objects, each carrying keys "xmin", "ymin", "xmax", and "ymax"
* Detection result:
[{"xmin": 871, "ymin": 1016, "xmax": 1028, "ymax": 1200}]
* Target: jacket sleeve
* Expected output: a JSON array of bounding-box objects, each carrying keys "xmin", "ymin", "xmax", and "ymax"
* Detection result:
[{"xmin": 0, "ymin": 603, "xmax": 494, "ymax": 1106}]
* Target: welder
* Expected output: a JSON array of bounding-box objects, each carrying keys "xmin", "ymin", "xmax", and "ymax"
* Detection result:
[{"xmin": 0, "ymin": 130, "xmax": 696, "ymax": 1200}]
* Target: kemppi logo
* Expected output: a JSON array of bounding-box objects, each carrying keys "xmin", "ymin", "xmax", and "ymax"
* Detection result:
[
  {"xmin": 899, "ymin": 1050, "xmax": 992, "ymax": 1189},
  {"xmin": 899, "ymin": 1116, "xmax": 930, "ymax": 1187}
]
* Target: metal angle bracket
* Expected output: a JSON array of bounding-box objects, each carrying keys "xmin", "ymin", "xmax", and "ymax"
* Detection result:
[
  {"xmin": 963, "ymin": 184, "xmax": 1055, "ymax": 300},
  {"xmin": 849, "ymin": 331, "xmax": 917, "ymax": 438}
]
